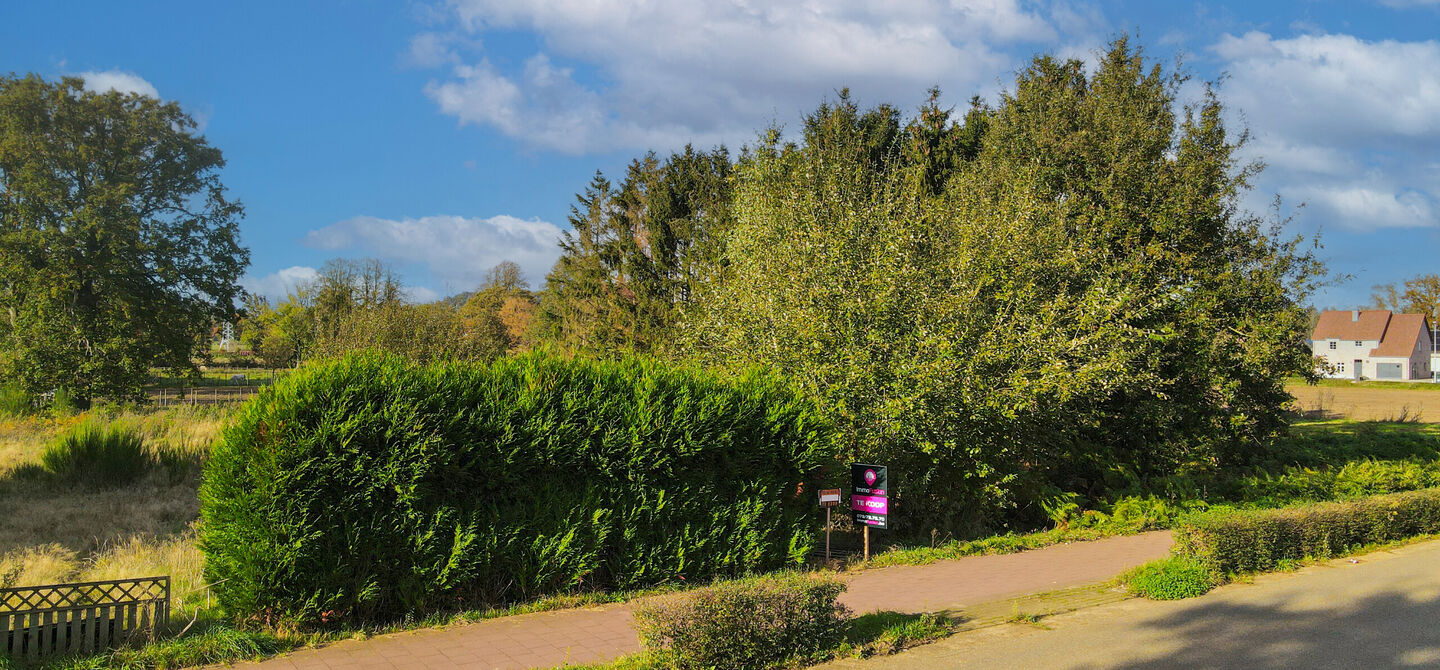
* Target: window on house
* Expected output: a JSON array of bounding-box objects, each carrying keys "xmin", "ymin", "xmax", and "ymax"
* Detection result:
[
  {"xmin": 1355, "ymin": 341, "xmax": 1364, "ymax": 346},
  {"xmin": 1337, "ymin": 362, "xmax": 1345, "ymax": 372},
  {"xmin": 1329, "ymin": 341, "xmax": 1337, "ymax": 350}
]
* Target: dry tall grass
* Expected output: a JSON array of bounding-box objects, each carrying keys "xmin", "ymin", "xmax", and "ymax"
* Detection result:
[{"xmin": 0, "ymin": 406, "xmax": 225, "ymax": 613}]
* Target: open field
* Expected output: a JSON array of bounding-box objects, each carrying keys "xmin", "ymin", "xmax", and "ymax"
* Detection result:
[
  {"xmin": 0, "ymin": 407, "xmax": 225, "ymax": 618},
  {"xmin": 1288, "ymin": 383, "xmax": 1440, "ymax": 422}
]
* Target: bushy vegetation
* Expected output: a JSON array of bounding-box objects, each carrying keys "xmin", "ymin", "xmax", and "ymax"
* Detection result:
[
  {"xmin": 0, "ymin": 383, "xmax": 30, "ymax": 416},
  {"xmin": 682, "ymin": 39, "xmax": 1324, "ymax": 535},
  {"xmin": 200, "ymin": 351, "xmax": 831, "ymax": 626},
  {"xmin": 632, "ymin": 573, "xmax": 848, "ymax": 670},
  {"xmin": 40, "ymin": 419, "xmax": 153, "ymax": 487},
  {"xmin": 1120, "ymin": 556, "xmax": 1217, "ymax": 600},
  {"xmin": 873, "ymin": 421, "xmax": 1440, "ymax": 566},
  {"xmin": 1174, "ymin": 488, "xmax": 1440, "ymax": 574}
]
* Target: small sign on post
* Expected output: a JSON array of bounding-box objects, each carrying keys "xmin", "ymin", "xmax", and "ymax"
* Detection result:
[
  {"xmin": 818, "ymin": 488, "xmax": 842, "ymax": 562},
  {"xmin": 851, "ymin": 463, "xmax": 889, "ymax": 560}
]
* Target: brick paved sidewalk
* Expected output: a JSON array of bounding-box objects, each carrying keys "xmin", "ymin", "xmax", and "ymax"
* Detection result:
[{"xmin": 224, "ymin": 531, "xmax": 1172, "ymax": 670}]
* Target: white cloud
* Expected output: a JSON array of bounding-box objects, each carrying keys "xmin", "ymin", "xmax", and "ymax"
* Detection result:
[
  {"xmin": 78, "ymin": 70, "xmax": 159, "ymax": 98},
  {"xmin": 1213, "ymin": 32, "xmax": 1440, "ymax": 230},
  {"xmin": 1291, "ymin": 185, "xmax": 1436, "ymax": 230},
  {"xmin": 423, "ymin": 0, "xmax": 1066, "ymax": 153},
  {"xmin": 241, "ymin": 266, "xmax": 319, "ymax": 300},
  {"xmin": 1214, "ymin": 32, "xmax": 1440, "ymax": 143},
  {"xmin": 403, "ymin": 32, "xmax": 471, "ymax": 68},
  {"xmin": 407, "ymin": 286, "xmax": 442, "ymax": 303},
  {"xmin": 304, "ymin": 214, "xmax": 563, "ymax": 294}
]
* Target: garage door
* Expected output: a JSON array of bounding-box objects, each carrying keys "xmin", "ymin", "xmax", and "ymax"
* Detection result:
[{"xmin": 1377, "ymin": 362, "xmax": 1404, "ymax": 380}]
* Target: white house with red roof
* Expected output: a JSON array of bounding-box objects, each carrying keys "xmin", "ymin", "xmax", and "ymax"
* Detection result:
[{"xmin": 1311, "ymin": 309, "xmax": 1434, "ymax": 380}]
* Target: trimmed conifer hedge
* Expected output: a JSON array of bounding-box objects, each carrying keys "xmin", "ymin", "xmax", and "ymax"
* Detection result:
[
  {"xmin": 1174, "ymin": 487, "xmax": 1440, "ymax": 574},
  {"xmin": 199, "ymin": 351, "xmax": 832, "ymax": 626}
]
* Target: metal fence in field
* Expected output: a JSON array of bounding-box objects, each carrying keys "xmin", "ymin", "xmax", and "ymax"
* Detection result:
[
  {"xmin": 0, "ymin": 576, "xmax": 169, "ymax": 661},
  {"xmin": 153, "ymin": 385, "xmax": 263, "ymax": 407}
]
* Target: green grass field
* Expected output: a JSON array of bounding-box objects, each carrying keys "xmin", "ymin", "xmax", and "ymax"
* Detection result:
[{"xmin": 1287, "ymin": 376, "xmax": 1440, "ymax": 391}]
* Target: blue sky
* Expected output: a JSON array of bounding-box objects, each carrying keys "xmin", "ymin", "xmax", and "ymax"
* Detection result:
[{"xmin": 3, "ymin": 1, "xmax": 1437, "ymax": 308}]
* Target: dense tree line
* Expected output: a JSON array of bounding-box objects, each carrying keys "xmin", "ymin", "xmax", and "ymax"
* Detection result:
[
  {"xmin": 231, "ymin": 37, "xmax": 1326, "ymax": 535},
  {"xmin": 544, "ymin": 37, "xmax": 1327, "ymax": 534},
  {"xmin": 239, "ymin": 259, "xmax": 539, "ymax": 367}
]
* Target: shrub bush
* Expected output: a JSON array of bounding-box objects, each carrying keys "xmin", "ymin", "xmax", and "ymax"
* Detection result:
[
  {"xmin": 41, "ymin": 419, "xmax": 152, "ymax": 486},
  {"xmin": 0, "ymin": 383, "xmax": 30, "ymax": 416},
  {"xmin": 1120, "ymin": 556, "xmax": 1217, "ymax": 600},
  {"xmin": 49, "ymin": 387, "xmax": 76, "ymax": 417},
  {"xmin": 1174, "ymin": 487, "xmax": 1440, "ymax": 573},
  {"xmin": 200, "ymin": 351, "xmax": 832, "ymax": 626},
  {"xmin": 632, "ymin": 573, "xmax": 848, "ymax": 670}
]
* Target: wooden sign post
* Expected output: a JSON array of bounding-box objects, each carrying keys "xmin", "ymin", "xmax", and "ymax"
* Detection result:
[
  {"xmin": 818, "ymin": 489, "xmax": 842, "ymax": 562},
  {"xmin": 850, "ymin": 463, "xmax": 889, "ymax": 561}
]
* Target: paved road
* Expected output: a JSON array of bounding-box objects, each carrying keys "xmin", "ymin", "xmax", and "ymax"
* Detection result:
[
  {"xmin": 227, "ymin": 532, "xmax": 1172, "ymax": 670},
  {"xmin": 821, "ymin": 538, "xmax": 1440, "ymax": 670}
]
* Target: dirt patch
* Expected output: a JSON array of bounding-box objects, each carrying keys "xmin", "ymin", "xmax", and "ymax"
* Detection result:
[{"xmin": 1288, "ymin": 384, "xmax": 1440, "ymax": 422}]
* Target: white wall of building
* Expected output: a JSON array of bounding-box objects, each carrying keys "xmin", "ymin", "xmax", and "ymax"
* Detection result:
[{"xmin": 1311, "ymin": 339, "xmax": 1380, "ymax": 379}]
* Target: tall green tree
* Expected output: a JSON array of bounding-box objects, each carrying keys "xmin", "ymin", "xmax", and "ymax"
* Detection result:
[
  {"xmin": 540, "ymin": 145, "xmax": 733, "ymax": 356},
  {"xmin": 687, "ymin": 38, "xmax": 1326, "ymax": 533},
  {"xmin": 0, "ymin": 74, "xmax": 248, "ymax": 404}
]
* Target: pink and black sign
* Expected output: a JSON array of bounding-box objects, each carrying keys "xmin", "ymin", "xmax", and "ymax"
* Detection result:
[{"xmin": 850, "ymin": 463, "xmax": 889, "ymax": 529}]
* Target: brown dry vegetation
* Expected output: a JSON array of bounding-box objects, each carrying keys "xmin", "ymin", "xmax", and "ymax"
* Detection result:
[
  {"xmin": 1288, "ymin": 384, "xmax": 1440, "ymax": 423},
  {"xmin": 0, "ymin": 406, "xmax": 227, "ymax": 616}
]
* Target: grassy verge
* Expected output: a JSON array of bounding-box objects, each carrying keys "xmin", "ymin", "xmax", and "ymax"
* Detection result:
[
  {"xmin": 1116, "ymin": 556, "xmax": 1218, "ymax": 600},
  {"xmin": 1287, "ymin": 377, "xmax": 1440, "ymax": 391}
]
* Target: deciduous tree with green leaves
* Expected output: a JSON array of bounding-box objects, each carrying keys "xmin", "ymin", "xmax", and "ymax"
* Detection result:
[
  {"xmin": 1372, "ymin": 274, "xmax": 1440, "ymax": 320},
  {"xmin": 459, "ymin": 260, "xmax": 539, "ymax": 359},
  {"xmin": 686, "ymin": 38, "xmax": 1327, "ymax": 534},
  {"xmin": 0, "ymin": 74, "xmax": 249, "ymax": 405}
]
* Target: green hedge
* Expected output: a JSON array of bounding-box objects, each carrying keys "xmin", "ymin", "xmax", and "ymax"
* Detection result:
[
  {"xmin": 199, "ymin": 351, "xmax": 831, "ymax": 626},
  {"xmin": 633, "ymin": 573, "xmax": 848, "ymax": 670},
  {"xmin": 1174, "ymin": 488, "xmax": 1440, "ymax": 573}
]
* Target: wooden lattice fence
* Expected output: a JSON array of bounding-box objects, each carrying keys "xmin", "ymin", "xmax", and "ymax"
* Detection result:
[{"xmin": 0, "ymin": 576, "xmax": 169, "ymax": 661}]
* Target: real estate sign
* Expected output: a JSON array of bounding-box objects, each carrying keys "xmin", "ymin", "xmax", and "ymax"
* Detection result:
[{"xmin": 850, "ymin": 463, "xmax": 889, "ymax": 529}]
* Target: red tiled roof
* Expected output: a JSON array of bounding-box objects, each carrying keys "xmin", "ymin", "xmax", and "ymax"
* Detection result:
[
  {"xmin": 1312, "ymin": 310, "xmax": 1392, "ymax": 341},
  {"xmin": 1371, "ymin": 313, "xmax": 1432, "ymax": 357}
]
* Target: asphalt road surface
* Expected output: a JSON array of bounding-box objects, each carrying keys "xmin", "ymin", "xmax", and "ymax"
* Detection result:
[{"xmin": 823, "ymin": 539, "xmax": 1440, "ymax": 669}]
